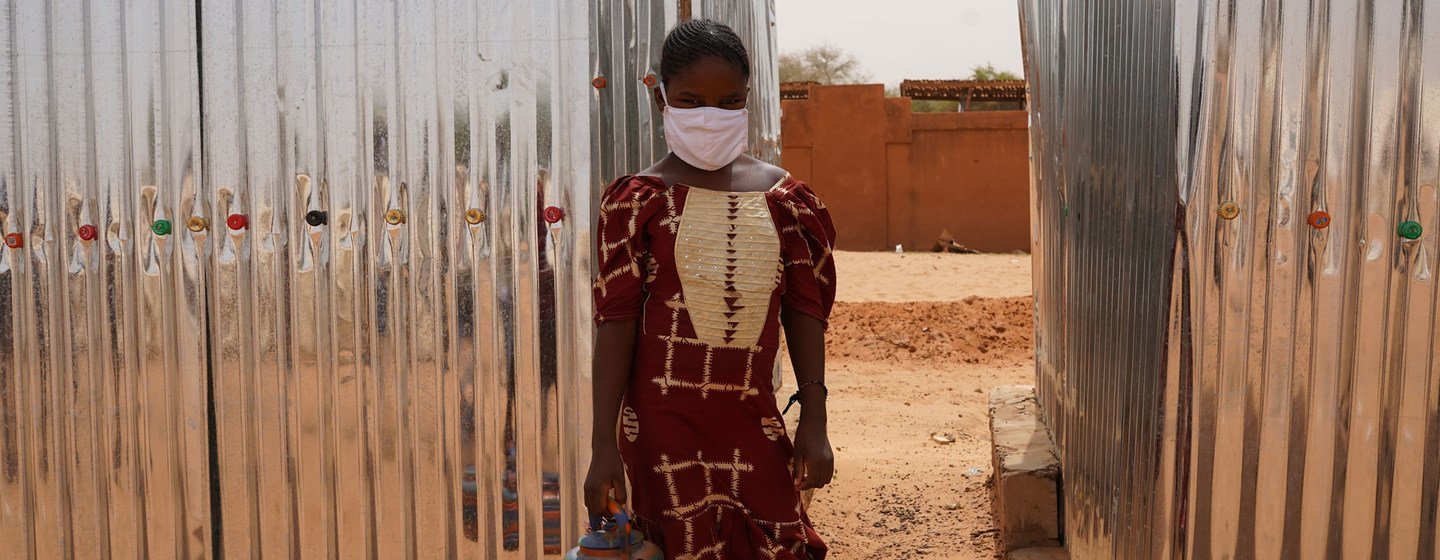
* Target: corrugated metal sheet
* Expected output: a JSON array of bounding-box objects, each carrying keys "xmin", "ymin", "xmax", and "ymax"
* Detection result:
[
  {"xmin": 1022, "ymin": 0, "xmax": 1440, "ymax": 558},
  {"xmin": 0, "ymin": 0, "xmax": 212, "ymax": 557},
  {"xmin": 196, "ymin": 0, "xmax": 593, "ymax": 557},
  {"xmin": 0, "ymin": 1, "xmax": 779, "ymax": 558}
]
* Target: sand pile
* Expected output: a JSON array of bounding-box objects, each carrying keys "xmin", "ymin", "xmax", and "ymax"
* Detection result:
[{"xmin": 827, "ymin": 297, "xmax": 1034, "ymax": 365}]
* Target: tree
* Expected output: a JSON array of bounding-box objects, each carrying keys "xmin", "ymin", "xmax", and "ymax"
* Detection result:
[
  {"xmin": 965, "ymin": 63, "xmax": 1024, "ymax": 111},
  {"xmin": 912, "ymin": 98, "xmax": 961, "ymax": 113},
  {"xmin": 886, "ymin": 86, "xmax": 959, "ymax": 113},
  {"xmin": 968, "ymin": 62, "xmax": 1021, "ymax": 82},
  {"xmin": 779, "ymin": 45, "xmax": 871, "ymax": 85}
]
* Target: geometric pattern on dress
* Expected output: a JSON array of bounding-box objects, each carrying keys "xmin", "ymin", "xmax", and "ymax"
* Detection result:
[
  {"xmin": 651, "ymin": 294, "xmax": 764, "ymax": 400},
  {"xmin": 674, "ymin": 187, "xmax": 780, "ymax": 348},
  {"xmin": 652, "ymin": 447, "xmax": 813, "ymax": 559},
  {"xmin": 594, "ymin": 180, "xmax": 680, "ymax": 307},
  {"xmin": 622, "ymin": 406, "xmax": 640, "ymax": 442},
  {"xmin": 755, "ymin": 514, "xmax": 813, "ymax": 558},
  {"xmin": 594, "ymin": 189, "xmax": 649, "ymax": 299},
  {"xmin": 760, "ymin": 417, "xmax": 785, "ymax": 441},
  {"xmin": 594, "ymin": 175, "xmax": 834, "ymax": 559},
  {"xmin": 654, "ymin": 449, "xmax": 753, "ymax": 559},
  {"xmin": 773, "ymin": 183, "xmax": 833, "ymax": 289}
]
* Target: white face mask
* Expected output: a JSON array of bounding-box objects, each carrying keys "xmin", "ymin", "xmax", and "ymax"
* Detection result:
[{"xmin": 660, "ymin": 84, "xmax": 749, "ymax": 171}]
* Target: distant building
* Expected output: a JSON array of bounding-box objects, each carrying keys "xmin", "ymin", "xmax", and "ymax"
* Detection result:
[{"xmin": 780, "ymin": 79, "xmax": 1027, "ymax": 111}]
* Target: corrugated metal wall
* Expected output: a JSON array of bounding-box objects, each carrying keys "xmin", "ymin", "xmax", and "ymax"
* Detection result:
[
  {"xmin": 0, "ymin": 0, "xmax": 213, "ymax": 558},
  {"xmin": 0, "ymin": 1, "xmax": 778, "ymax": 558},
  {"xmin": 195, "ymin": 0, "xmax": 592, "ymax": 557},
  {"xmin": 1022, "ymin": 0, "xmax": 1440, "ymax": 558}
]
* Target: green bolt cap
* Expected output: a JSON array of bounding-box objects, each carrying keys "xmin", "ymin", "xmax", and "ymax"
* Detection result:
[
  {"xmin": 151, "ymin": 219, "xmax": 172, "ymax": 236},
  {"xmin": 1398, "ymin": 220, "xmax": 1423, "ymax": 240}
]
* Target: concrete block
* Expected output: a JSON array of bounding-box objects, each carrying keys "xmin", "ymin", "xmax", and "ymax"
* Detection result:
[
  {"xmin": 1008, "ymin": 546, "xmax": 1069, "ymax": 560},
  {"xmin": 989, "ymin": 384, "xmax": 1061, "ymax": 551}
]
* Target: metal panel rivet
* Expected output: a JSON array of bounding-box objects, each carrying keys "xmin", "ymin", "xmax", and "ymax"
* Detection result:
[
  {"xmin": 543, "ymin": 206, "xmax": 565, "ymax": 224},
  {"xmin": 187, "ymin": 216, "xmax": 209, "ymax": 232},
  {"xmin": 305, "ymin": 210, "xmax": 328, "ymax": 227},
  {"xmin": 385, "ymin": 209, "xmax": 406, "ymax": 225},
  {"xmin": 1398, "ymin": 220, "xmax": 1423, "ymax": 240},
  {"xmin": 78, "ymin": 225, "xmax": 98, "ymax": 241},
  {"xmin": 643, "ymin": 74, "xmax": 657, "ymax": 87},
  {"xmin": 465, "ymin": 208, "xmax": 486, "ymax": 225},
  {"xmin": 151, "ymin": 219, "xmax": 172, "ymax": 236},
  {"xmin": 227, "ymin": 214, "xmax": 249, "ymax": 231},
  {"xmin": 3, "ymin": 233, "xmax": 21, "ymax": 249},
  {"xmin": 592, "ymin": 76, "xmax": 608, "ymax": 89},
  {"xmin": 1217, "ymin": 202, "xmax": 1240, "ymax": 220},
  {"xmin": 1306, "ymin": 211, "xmax": 1331, "ymax": 229}
]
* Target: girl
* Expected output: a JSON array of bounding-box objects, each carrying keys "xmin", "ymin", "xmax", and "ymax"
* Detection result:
[{"xmin": 585, "ymin": 19, "xmax": 836, "ymax": 560}]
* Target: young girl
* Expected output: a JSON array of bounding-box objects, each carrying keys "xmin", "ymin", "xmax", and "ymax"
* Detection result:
[{"xmin": 585, "ymin": 19, "xmax": 835, "ymax": 560}]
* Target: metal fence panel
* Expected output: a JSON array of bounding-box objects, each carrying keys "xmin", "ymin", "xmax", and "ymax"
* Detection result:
[
  {"xmin": 196, "ymin": 0, "xmax": 594, "ymax": 556},
  {"xmin": 1, "ymin": 1, "xmax": 778, "ymax": 558},
  {"xmin": 1022, "ymin": 0, "xmax": 1440, "ymax": 558},
  {"xmin": 0, "ymin": 0, "xmax": 212, "ymax": 558}
]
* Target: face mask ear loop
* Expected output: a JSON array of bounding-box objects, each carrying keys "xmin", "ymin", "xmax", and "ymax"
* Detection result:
[{"xmin": 658, "ymin": 82, "xmax": 669, "ymax": 112}]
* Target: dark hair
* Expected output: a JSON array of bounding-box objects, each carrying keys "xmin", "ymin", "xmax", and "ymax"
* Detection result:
[{"xmin": 660, "ymin": 19, "xmax": 751, "ymax": 83}]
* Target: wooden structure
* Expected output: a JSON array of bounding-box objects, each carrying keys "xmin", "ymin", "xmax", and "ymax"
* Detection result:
[
  {"xmin": 781, "ymin": 81, "xmax": 819, "ymax": 100},
  {"xmin": 900, "ymin": 79, "xmax": 1027, "ymax": 110}
]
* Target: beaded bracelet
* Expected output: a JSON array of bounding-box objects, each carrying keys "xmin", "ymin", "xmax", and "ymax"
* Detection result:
[{"xmin": 782, "ymin": 381, "xmax": 827, "ymax": 414}]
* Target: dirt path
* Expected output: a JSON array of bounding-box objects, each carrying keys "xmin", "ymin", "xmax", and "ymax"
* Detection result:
[
  {"xmin": 779, "ymin": 251, "xmax": 1035, "ymax": 559},
  {"xmin": 833, "ymin": 251, "xmax": 1031, "ymax": 303}
]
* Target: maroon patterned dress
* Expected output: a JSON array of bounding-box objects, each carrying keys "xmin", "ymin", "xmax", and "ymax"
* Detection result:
[{"xmin": 593, "ymin": 174, "xmax": 836, "ymax": 560}]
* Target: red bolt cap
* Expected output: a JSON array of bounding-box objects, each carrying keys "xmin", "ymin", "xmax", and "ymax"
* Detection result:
[
  {"xmin": 227, "ymin": 214, "xmax": 249, "ymax": 231},
  {"xmin": 4, "ymin": 233, "xmax": 22, "ymax": 249},
  {"xmin": 592, "ymin": 77, "xmax": 608, "ymax": 89},
  {"xmin": 78, "ymin": 225, "xmax": 98, "ymax": 241},
  {"xmin": 543, "ymin": 206, "xmax": 565, "ymax": 224},
  {"xmin": 1307, "ymin": 211, "xmax": 1332, "ymax": 229},
  {"xmin": 643, "ymin": 74, "xmax": 657, "ymax": 87}
]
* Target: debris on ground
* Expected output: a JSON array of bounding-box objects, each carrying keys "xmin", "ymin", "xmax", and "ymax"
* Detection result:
[{"xmin": 934, "ymin": 229, "xmax": 981, "ymax": 254}]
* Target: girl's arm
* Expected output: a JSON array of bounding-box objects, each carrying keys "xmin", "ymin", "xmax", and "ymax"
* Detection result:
[
  {"xmin": 584, "ymin": 319, "xmax": 639, "ymax": 515},
  {"xmin": 782, "ymin": 309, "xmax": 834, "ymax": 490}
]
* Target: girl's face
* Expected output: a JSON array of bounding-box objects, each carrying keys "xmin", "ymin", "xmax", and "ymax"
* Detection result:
[{"xmin": 655, "ymin": 55, "xmax": 750, "ymax": 110}]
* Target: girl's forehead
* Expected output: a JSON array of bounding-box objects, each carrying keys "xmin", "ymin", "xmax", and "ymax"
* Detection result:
[{"xmin": 667, "ymin": 55, "xmax": 748, "ymax": 85}]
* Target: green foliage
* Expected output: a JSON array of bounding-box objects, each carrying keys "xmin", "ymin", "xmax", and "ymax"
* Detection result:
[
  {"xmin": 779, "ymin": 44, "xmax": 871, "ymax": 85},
  {"xmin": 968, "ymin": 62, "xmax": 1021, "ymax": 81},
  {"xmin": 968, "ymin": 63, "xmax": 1024, "ymax": 110},
  {"xmin": 913, "ymin": 99, "xmax": 961, "ymax": 113},
  {"xmin": 968, "ymin": 100, "xmax": 1023, "ymax": 111}
]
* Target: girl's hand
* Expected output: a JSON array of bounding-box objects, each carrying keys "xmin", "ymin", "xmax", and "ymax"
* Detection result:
[
  {"xmin": 792, "ymin": 421, "xmax": 834, "ymax": 490},
  {"xmin": 584, "ymin": 445, "xmax": 628, "ymax": 517}
]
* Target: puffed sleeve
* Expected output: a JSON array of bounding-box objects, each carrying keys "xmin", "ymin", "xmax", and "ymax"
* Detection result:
[
  {"xmin": 775, "ymin": 180, "xmax": 838, "ymax": 325},
  {"xmin": 593, "ymin": 176, "xmax": 662, "ymax": 323}
]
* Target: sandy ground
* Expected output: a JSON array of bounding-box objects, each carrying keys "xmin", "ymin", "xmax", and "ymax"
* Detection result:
[
  {"xmin": 833, "ymin": 252, "xmax": 1032, "ymax": 303},
  {"xmin": 779, "ymin": 251, "xmax": 1035, "ymax": 559}
]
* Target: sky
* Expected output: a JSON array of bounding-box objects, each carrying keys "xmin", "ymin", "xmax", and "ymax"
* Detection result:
[{"xmin": 774, "ymin": 0, "xmax": 1026, "ymax": 88}]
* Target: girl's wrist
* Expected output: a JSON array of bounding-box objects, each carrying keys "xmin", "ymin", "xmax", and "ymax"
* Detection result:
[
  {"xmin": 591, "ymin": 431, "xmax": 619, "ymax": 453},
  {"xmin": 783, "ymin": 380, "xmax": 828, "ymax": 415},
  {"xmin": 797, "ymin": 407, "xmax": 827, "ymax": 427}
]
